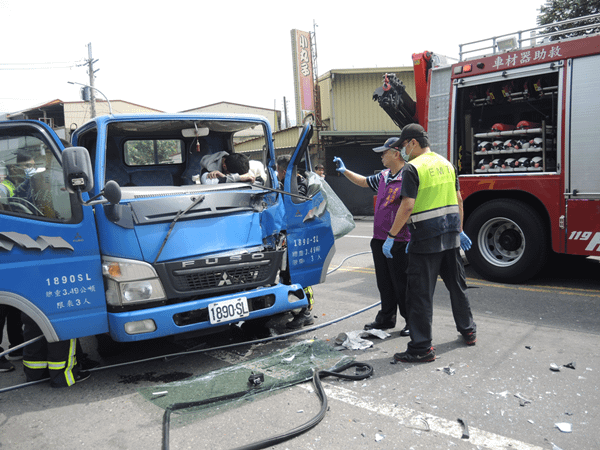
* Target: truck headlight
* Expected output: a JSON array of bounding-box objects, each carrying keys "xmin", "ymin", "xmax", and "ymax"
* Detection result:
[{"xmin": 102, "ymin": 257, "xmax": 166, "ymax": 306}]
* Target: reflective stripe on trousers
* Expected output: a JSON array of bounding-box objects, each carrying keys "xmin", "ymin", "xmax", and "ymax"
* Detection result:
[{"xmin": 22, "ymin": 338, "xmax": 77, "ymax": 386}]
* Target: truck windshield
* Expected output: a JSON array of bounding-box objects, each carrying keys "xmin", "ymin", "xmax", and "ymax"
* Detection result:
[{"xmin": 102, "ymin": 119, "xmax": 270, "ymax": 188}]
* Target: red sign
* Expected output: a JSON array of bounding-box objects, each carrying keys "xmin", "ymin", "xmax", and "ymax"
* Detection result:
[
  {"xmin": 453, "ymin": 34, "xmax": 600, "ymax": 78},
  {"xmin": 291, "ymin": 29, "xmax": 315, "ymax": 125}
]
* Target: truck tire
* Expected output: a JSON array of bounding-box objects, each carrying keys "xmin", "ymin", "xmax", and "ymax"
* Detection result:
[{"xmin": 465, "ymin": 199, "xmax": 548, "ymax": 283}]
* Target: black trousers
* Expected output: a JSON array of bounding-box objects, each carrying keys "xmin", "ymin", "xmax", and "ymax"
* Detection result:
[
  {"xmin": 406, "ymin": 247, "xmax": 476, "ymax": 354},
  {"xmin": 370, "ymin": 238, "xmax": 409, "ymax": 326},
  {"xmin": 0, "ymin": 305, "xmax": 24, "ymax": 352},
  {"xmin": 21, "ymin": 313, "xmax": 81, "ymax": 388}
]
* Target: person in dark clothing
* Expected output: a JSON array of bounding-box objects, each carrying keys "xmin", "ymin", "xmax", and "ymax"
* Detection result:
[
  {"xmin": 276, "ymin": 154, "xmax": 307, "ymax": 196},
  {"xmin": 0, "ymin": 305, "xmax": 24, "ymax": 372},
  {"xmin": 386, "ymin": 124, "xmax": 476, "ymax": 363},
  {"xmin": 333, "ymin": 137, "xmax": 411, "ymax": 336}
]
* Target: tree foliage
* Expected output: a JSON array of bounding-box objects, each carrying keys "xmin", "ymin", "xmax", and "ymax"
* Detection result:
[
  {"xmin": 537, "ymin": 0, "xmax": 600, "ymax": 39},
  {"xmin": 125, "ymin": 140, "xmax": 182, "ymax": 166}
]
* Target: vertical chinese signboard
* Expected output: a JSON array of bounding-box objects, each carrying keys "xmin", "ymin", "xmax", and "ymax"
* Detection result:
[{"xmin": 291, "ymin": 29, "xmax": 315, "ymax": 126}]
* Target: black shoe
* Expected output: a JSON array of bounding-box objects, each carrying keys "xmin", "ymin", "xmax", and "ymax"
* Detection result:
[
  {"xmin": 393, "ymin": 347, "xmax": 436, "ymax": 363},
  {"xmin": 364, "ymin": 321, "xmax": 395, "ymax": 331},
  {"xmin": 75, "ymin": 370, "xmax": 91, "ymax": 383},
  {"xmin": 286, "ymin": 311, "xmax": 314, "ymax": 329},
  {"xmin": 462, "ymin": 331, "xmax": 477, "ymax": 346},
  {"xmin": 0, "ymin": 358, "xmax": 15, "ymax": 372},
  {"xmin": 52, "ymin": 370, "xmax": 92, "ymax": 388},
  {"xmin": 399, "ymin": 326, "xmax": 410, "ymax": 337},
  {"xmin": 80, "ymin": 357, "xmax": 101, "ymax": 370}
]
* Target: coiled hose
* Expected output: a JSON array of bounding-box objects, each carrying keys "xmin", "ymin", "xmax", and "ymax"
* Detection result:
[{"xmin": 162, "ymin": 360, "xmax": 374, "ymax": 450}]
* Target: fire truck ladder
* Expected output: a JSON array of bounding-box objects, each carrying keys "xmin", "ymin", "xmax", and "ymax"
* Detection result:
[{"xmin": 459, "ymin": 12, "xmax": 600, "ymax": 61}]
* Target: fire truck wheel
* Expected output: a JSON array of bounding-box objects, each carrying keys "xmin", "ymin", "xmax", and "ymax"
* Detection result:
[{"xmin": 465, "ymin": 199, "xmax": 548, "ymax": 283}]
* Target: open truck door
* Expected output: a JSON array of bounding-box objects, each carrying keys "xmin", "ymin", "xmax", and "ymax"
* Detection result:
[
  {"xmin": 282, "ymin": 123, "xmax": 335, "ymax": 287},
  {"xmin": 0, "ymin": 121, "xmax": 107, "ymax": 341}
]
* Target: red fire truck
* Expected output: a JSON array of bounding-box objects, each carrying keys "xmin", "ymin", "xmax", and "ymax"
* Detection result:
[{"xmin": 374, "ymin": 13, "xmax": 600, "ymax": 283}]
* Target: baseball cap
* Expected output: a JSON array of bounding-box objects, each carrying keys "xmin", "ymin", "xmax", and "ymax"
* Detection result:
[
  {"xmin": 399, "ymin": 123, "xmax": 428, "ymax": 144},
  {"xmin": 373, "ymin": 137, "xmax": 401, "ymax": 153}
]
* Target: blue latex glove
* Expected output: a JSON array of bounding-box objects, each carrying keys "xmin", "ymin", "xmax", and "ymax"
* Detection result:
[
  {"xmin": 460, "ymin": 231, "xmax": 472, "ymax": 251},
  {"xmin": 333, "ymin": 156, "xmax": 346, "ymax": 173},
  {"xmin": 382, "ymin": 236, "xmax": 394, "ymax": 259},
  {"xmin": 405, "ymin": 241, "xmax": 410, "ymax": 253}
]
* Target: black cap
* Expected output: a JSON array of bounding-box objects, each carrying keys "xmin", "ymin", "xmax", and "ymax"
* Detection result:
[
  {"xmin": 373, "ymin": 137, "xmax": 401, "ymax": 153},
  {"xmin": 399, "ymin": 123, "xmax": 428, "ymax": 144}
]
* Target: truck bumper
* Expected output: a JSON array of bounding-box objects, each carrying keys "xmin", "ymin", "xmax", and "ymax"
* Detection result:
[{"xmin": 106, "ymin": 283, "xmax": 308, "ymax": 342}]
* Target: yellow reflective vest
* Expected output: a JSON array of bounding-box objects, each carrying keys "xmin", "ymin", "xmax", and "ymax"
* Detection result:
[
  {"xmin": 408, "ymin": 152, "xmax": 461, "ymax": 242},
  {"xmin": 0, "ymin": 179, "xmax": 15, "ymax": 197}
]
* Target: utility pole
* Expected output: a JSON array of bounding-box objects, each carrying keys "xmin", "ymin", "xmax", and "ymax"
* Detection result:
[
  {"xmin": 283, "ymin": 96, "xmax": 289, "ymax": 129},
  {"xmin": 86, "ymin": 43, "xmax": 99, "ymax": 118}
]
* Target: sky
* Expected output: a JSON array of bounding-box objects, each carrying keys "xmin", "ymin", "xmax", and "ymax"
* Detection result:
[{"xmin": 0, "ymin": 0, "xmax": 544, "ymax": 119}]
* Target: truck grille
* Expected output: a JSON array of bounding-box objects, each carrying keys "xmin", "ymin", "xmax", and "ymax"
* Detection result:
[
  {"xmin": 173, "ymin": 261, "xmax": 272, "ymax": 291},
  {"xmin": 158, "ymin": 250, "xmax": 283, "ymax": 297}
]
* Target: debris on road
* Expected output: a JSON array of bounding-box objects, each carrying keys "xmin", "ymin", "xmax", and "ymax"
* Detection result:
[
  {"xmin": 550, "ymin": 363, "xmax": 561, "ymax": 372},
  {"xmin": 335, "ymin": 329, "xmax": 390, "ymax": 350},
  {"xmin": 457, "ymin": 418, "xmax": 470, "ymax": 439},
  {"xmin": 555, "ymin": 422, "xmax": 572, "ymax": 433},
  {"xmin": 514, "ymin": 392, "xmax": 532, "ymax": 406},
  {"xmin": 405, "ymin": 417, "xmax": 430, "ymax": 432},
  {"xmin": 436, "ymin": 364, "xmax": 455, "ymax": 375},
  {"xmin": 152, "ymin": 391, "xmax": 168, "ymax": 398}
]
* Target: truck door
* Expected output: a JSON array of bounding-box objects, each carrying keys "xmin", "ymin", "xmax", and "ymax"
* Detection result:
[
  {"xmin": 282, "ymin": 124, "xmax": 335, "ymax": 287},
  {"xmin": 0, "ymin": 121, "xmax": 107, "ymax": 341},
  {"xmin": 565, "ymin": 54, "xmax": 600, "ymax": 256}
]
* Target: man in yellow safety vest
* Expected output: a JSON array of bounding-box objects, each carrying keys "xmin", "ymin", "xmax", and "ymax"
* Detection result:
[{"xmin": 385, "ymin": 124, "xmax": 476, "ymax": 363}]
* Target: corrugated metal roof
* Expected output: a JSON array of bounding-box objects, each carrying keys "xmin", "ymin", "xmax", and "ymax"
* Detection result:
[
  {"xmin": 319, "ymin": 66, "xmax": 415, "ymax": 134},
  {"xmin": 318, "ymin": 66, "xmax": 414, "ymax": 80},
  {"xmin": 181, "ymin": 101, "xmax": 277, "ymax": 113}
]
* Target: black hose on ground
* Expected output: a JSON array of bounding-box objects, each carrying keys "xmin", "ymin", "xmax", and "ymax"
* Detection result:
[{"xmin": 161, "ymin": 361, "xmax": 374, "ymax": 450}]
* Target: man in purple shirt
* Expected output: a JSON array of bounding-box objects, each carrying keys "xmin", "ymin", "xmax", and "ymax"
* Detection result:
[{"xmin": 334, "ymin": 137, "xmax": 411, "ymax": 336}]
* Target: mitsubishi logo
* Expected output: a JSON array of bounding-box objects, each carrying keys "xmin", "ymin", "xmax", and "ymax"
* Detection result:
[{"xmin": 217, "ymin": 272, "xmax": 232, "ymax": 286}]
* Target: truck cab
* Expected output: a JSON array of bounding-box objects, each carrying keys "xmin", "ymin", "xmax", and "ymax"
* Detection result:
[{"xmin": 0, "ymin": 114, "xmax": 336, "ymax": 343}]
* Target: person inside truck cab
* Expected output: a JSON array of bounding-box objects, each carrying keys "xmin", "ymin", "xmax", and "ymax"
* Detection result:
[
  {"xmin": 314, "ymin": 164, "xmax": 325, "ymax": 179},
  {"xmin": 0, "ymin": 151, "xmax": 36, "ymax": 203},
  {"xmin": 276, "ymin": 154, "xmax": 307, "ymax": 196},
  {"xmin": 200, "ymin": 151, "xmax": 256, "ymax": 184}
]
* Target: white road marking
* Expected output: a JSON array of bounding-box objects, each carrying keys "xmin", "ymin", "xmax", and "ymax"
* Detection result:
[{"xmin": 321, "ymin": 383, "xmax": 545, "ymax": 450}]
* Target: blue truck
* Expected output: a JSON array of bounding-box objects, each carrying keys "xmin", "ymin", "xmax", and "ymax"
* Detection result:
[{"xmin": 0, "ymin": 114, "xmax": 336, "ymax": 344}]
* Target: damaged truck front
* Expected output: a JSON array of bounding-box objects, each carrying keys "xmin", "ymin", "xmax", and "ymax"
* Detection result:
[{"xmin": 0, "ymin": 114, "xmax": 335, "ymax": 344}]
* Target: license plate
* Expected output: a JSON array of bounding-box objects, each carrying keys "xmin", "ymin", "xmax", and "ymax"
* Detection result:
[{"xmin": 208, "ymin": 297, "xmax": 250, "ymax": 324}]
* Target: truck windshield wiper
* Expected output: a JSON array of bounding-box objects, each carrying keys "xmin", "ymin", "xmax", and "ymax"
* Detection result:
[{"xmin": 153, "ymin": 195, "xmax": 205, "ymax": 264}]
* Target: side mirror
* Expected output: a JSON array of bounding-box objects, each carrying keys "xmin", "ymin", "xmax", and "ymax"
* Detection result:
[
  {"xmin": 62, "ymin": 147, "xmax": 122, "ymax": 206},
  {"xmin": 103, "ymin": 180, "xmax": 122, "ymax": 204},
  {"xmin": 62, "ymin": 146, "xmax": 94, "ymax": 194}
]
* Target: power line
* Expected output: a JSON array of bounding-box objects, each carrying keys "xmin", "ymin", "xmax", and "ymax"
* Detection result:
[
  {"xmin": 0, "ymin": 60, "xmax": 83, "ymax": 65},
  {"xmin": 0, "ymin": 60, "xmax": 86, "ymax": 71}
]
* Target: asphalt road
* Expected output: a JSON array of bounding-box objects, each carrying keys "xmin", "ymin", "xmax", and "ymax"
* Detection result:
[{"xmin": 1, "ymin": 217, "xmax": 598, "ymax": 449}]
